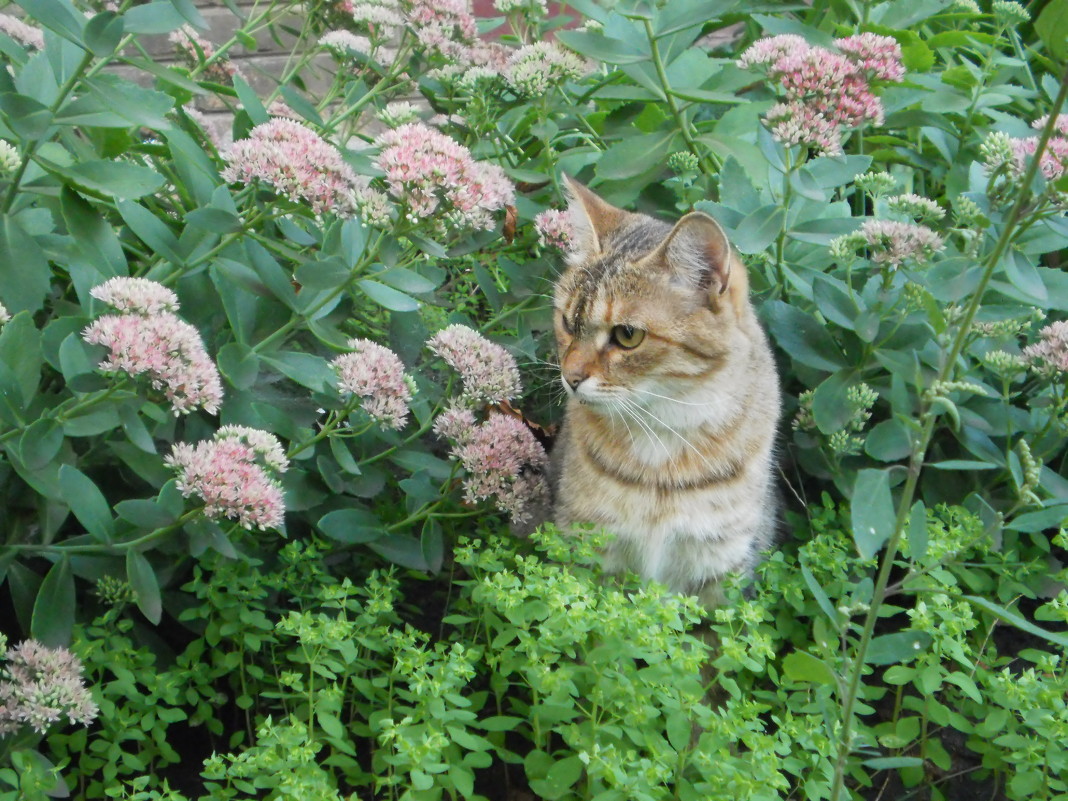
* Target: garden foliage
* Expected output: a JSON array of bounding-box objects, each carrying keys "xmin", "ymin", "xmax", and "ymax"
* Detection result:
[{"xmin": 0, "ymin": 0, "xmax": 1067, "ymax": 797}]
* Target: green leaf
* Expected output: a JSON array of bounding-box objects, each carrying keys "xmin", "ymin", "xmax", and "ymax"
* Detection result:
[
  {"xmin": 851, "ymin": 468, "xmax": 894, "ymax": 559},
  {"xmin": 217, "ymin": 342, "xmax": 259, "ymax": 390},
  {"xmin": 782, "ymin": 650, "xmax": 837, "ymax": 686},
  {"xmin": 0, "ymin": 93, "xmax": 54, "ymax": 140},
  {"xmin": 864, "ymin": 419, "xmax": 912, "ymax": 462},
  {"xmin": 421, "ymin": 518, "xmax": 443, "ymax": 574},
  {"xmin": 123, "ymin": 0, "xmax": 187, "ymax": 33},
  {"xmin": 965, "ymin": 595, "xmax": 1068, "ymax": 648},
  {"xmin": 596, "ymin": 131, "xmax": 676, "ymax": 181},
  {"xmin": 556, "ymin": 29, "xmax": 649, "ymax": 64},
  {"xmin": 84, "ymin": 11, "xmax": 123, "ymax": 55},
  {"xmin": 262, "ymin": 352, "xmax": 333, "ymax": 392},
  {"xmin": 1000, "ymin": 250, "xmax": 1047, "ymax": 303},
  {"xmin": 862, "ymin": 757, "xmax": 925, "ymax": 769},
  {"xmin": 59, "ymin": 464, "xmax": 115, "ymax": 542},
  {"xmin": 801, "ymin": 563, "xmax": 841, "ymax": 627},
  {"xmin": 14, "ymin": 0, "xmax": 85, "ymax": 43},
  {"xmin": 60, "ymin": 187, "xmax": 126, "ymax": 277},
  {"xmin": 906, "ymin": 500, "xmax": 928, "ymax": 562},
  {"xmin": 117, "ymin": 200, "xmax": 183, "ymax": 265},
  {"xmin": 928, "ymin": 459, "xmax": 997, "ymax": 470},
  {"xmin": 297, "ymin": 257, "xmax": 351, "ymax": 290},
  {"xmin": 0, "ymin": 311, "xmax": 43, "ymax": 406},
  {"xmin": 186, "ymin": 208, "xmax": 242, "ymax": 233},
  {"xmin": 115, "ymin": 499, "xmax": 176, "ymax": 529},
  {"xmin": 0, "ymin": 216, "xmax": 52, "ymax": 314},
  {"xmin": 126, "ymin": 550, "xmax": 162, "ymax": 624},
  {"xmin": 19, "ymin": 419, "xmax": 63, "ymax": 470},
  {"xmin": 367, "ymin": 533, "xmax": 430, "ymax": 571},
  {"xmin": 232, "ymin": 75, "xmax": 268, "ymax": 126},
  {"xmin": 31, "ymin": 557, "xmax": 75, "ymax": 647},
  {"xmin": 811, "ymin": 273, "xmax": 860, "ymax": 330},
  {"xmin": 763, "ymin": 300, "xmax": 846, "ymax": 372},
  {"xmin": 1006, "ymin": 505, "xmax": 1068, "ymax": 533},
  {"xmin": 357, "ymin": 279, "xmax": 420, "ymax": 312},
  {"xmin": 865, "ymin": 631, "xmax": 932, "ymax": 664},
  {"xmin": 1036, "ymin": 0, "xmax": 1068, "ymax": 60},
  {"xmin": 46, "ymin": 159, "xmax": 166, "ymax": 200},
  {"xmin": 529, "ymin": 755, "xmax": 584, "ymax": 800},
  {"xmin": 317, "ymin": 508, "xmax": 384, "ymax": 544},
  {"xmin": 729, "ymin": 205, "xmax": 783, "ymax": 254}
]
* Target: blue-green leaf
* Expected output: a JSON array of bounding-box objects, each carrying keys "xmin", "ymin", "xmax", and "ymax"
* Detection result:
[
  {"xmin": 851, "ymin": 468, "xmax": 894, "ymax": 559},
  {"xmin": 31, "ymin": 557, "xmax": 75, "ymax": 647},
  {"xmin": 126, "ymin": 550, "xmax": 162, "ymax": 624}
]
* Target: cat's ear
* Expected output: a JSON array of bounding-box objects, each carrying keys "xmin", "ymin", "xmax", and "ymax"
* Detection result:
[
  {"xmin": 654, "ymin": 211, "xmax": 737, "ymax": 298},
  {"xmin": 563, "ymin": 175, "xmax": 626, "ymax": 261}
]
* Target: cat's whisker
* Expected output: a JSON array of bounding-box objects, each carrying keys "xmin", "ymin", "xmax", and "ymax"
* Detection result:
[
  {"xmin": 628, "ymin": 398, "xmax": 719, "ymax": 475},
  {"xmin": 617, "ymin": 397, "xmax": 672, "ymax": 461},
  {"xmin": 629, "ymin": 387, "xmax": 707, "ymax": 407}
]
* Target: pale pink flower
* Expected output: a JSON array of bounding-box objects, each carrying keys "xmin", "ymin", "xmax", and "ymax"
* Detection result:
[
  {"xmin": 737, "ymin": 33, "xmax": 903, "ymax": 155},
  {"xmin": 166, "ymin": 428, "xmax": 287, "ymax": 530},
  {"xmin": 446, "ymin": 411, "xmax": 549, "ymax": 524},
  {"xmin": 181, "ymin": 105, "xmax": 229, "ymax": 151},
  {"xmin": 506, "ymin": 42, "xmax": 586, "ymax": 97},
  {"xmin": 534, "ymin": 209, "xmax": 574, "ymax": 250},
  {"xmin": 0, "ymin": 640, "xmax": 98, "ymax": 736},
  {"xmin": 0, "ymin": 13, "xmax": 44, "ymax": 49},
  {"xmin": 432, "ymin": 401, "xmax": 477, "ymax": 441},
  {"xmin": 834, "ymin": 33, "xmax": 905, "ymax": 81},
  {"xmin": 374, "ymin": 123, "xmax": 514, "ymax": 231},
  {"xmin": 1023, "ymin": 320, "xmax": 1068, "ymax": 373},
  {"xmin": 169, "ymin": 25, "xmax": 241, "ymax": 83},
  {"xmin": 330, "ymin": 338, "xmax": 412, "ymax": 429},
  {"xmin": 860, "ymin": 219, "xmax": 944, "ymax": 268},
  {"xmin": 427, "ymin": 324, "xmax": 521, "ymax": 405},
  {"xmin": 352, "ymin": 176, "xmax": 393, "ymax": 226},
  {"xmin": 351, "ymin": 0, "xmax": 405, "ymax": 38},
  {"xmin": 90, "ymin": 276, "xmax": 179, "ymax": 316},
  {"xmin": 0, "ymin": 302, "xmax": 10, "ymax": 325},
  {"xmin": 1010, "ymin": 133, "xmax": 1068, "ymax": 182},
  {"xmin": 82, "ymin": 280, "xmax": 223, "ymax": 416},
  {"xmin": 222, "ymin": 119, "xmax": 361, "ymax": 216},
  {"xmin": 1032, "ymin": 114, "xmax": 1068, "ymax": 137},
  {"xmin": 407, "ymin": 0, "xmax": 477, "ymax": 59},
  {"xmin": 319, "ymin": 30, "xmax": 372, "ymax": 58},
  {"xmin": 266, "ymin": 100, "xmax": 301, "ymax": 121}
]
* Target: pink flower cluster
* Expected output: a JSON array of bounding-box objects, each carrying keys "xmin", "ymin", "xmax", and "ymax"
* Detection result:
[
  {"xmin": 166, "ymin": 426, "xmax": 288, "ymax": 530},
  {"xmin": 1011, "ymin": 115, "xmax": 1068, "ymax": 182},
  {"xmin": 1024, "ymin": 320, "xmax": 1068, "ymax": 373},
  {"xmin": 427, "ymin": 324, "xmax": 521, "ymax": 405},
  {"xmin": 222, "ymin": 119, "xmax": 361, "ymax": 216},
  {"xmin": 738, "ymin": 33, "xmax": 904, "ymax": 155},
  {"xmin": 330, "ymin": 338, "xmax": 413, "ymax": 430},
  {"xmin": 0, "ymin": 12, "xmax": 44, "ymax": 50},
  {"xmin": 374, "ymin": 123, "xmax": 514, "ymax": 231},
  {"xmin": 169, "ymin": 25, "xmax": 241, "ymax": 84},
  {"xmin": 408, "ymin": 0, "xmax": 477, "ymax": 60},
  {"xmin": 437, "ymin": 408, "xmax": 549, "ymax": 523},
  {"xmin": 82, "ymin": 278, "xmax": 223, "ymax": 416},
  {"xmin": 534, "ymin": 209, "xmax": 574, "ymax": 250},
  {"xmin": 860, "ymin": 220, "xmax": 944, "ymax": 268},
  {"xmin": 0, "ymin": 639, "xmax": 98, "ymax": 736}
]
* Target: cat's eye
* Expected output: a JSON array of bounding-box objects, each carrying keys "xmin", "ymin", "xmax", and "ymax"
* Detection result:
[{"xmin": 611, "ymin": 325, "xmax": 645, "ymax": 349}]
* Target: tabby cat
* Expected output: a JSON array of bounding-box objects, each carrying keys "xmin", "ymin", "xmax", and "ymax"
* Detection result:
[{"xmin": 550, "ymin": 178, "xmax": 781, "ymax": 605}]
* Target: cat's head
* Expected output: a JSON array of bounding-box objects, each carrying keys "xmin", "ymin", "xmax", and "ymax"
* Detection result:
[{"xmin": 553, "ymin": 177, "xmax": 755, "ymax": 414}]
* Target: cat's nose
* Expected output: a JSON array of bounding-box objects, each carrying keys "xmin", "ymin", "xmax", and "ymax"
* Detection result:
[{"xmin": 563, "ymin": 367, "xmax": 589, "ymax": 390}]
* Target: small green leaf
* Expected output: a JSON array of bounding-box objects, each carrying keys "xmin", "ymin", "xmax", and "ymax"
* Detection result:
[
  {"xmin": 367, "ymin": 533, "xmax": 429, "ymax": 571},
  {"xmin": 31, "ymin": 557, "xmax": 75, "ymax": 647},
  {"xmin": 0, "ymin": 217, "xmax": 52, "ymax": 314},
  {"xmin": 217, "ymin": 342, "xmax": 259, "ymax": 390},
  {"xmin": 864, "ymin": 419, "xmax": 912, "ymax": 462},
  {"xmin": 730, "ymin": 205, "xmax": 784, "ymax": 255},
  {"xmin": 186, "ymin": 208, "xmax": 242, "ymax": 233},
  {"xmin": 115, "ymin": 499, "xmax": 176, "ymax": 529},
  {"xmin": 357, "ymin": 279, "xmax": 420, "ymax": 312},
  {"xmin": 866, "ymin": 631, "xmax": 932, "ymax": 664},
  {"xmin": 126, "ymin": 550, "xmax": 162, "ymax": 624},
  {"xmin": 0, "ymin": 93, "xmax": 54, "ymax": 140},
  {"xmin": 782, "ymin": 650, "xmax": 837, "ymax": 686},
  {"xmin": 763, "ymin": 300, "xmax": 846, "ymax": 372},
  {"xmin": 851, "ymin": 468, "xmax": 894, "ymax": 559},
  {"xmin": 862, "ymin": 757, "xmax": 925, "ymax": 769},
  {"xmin": 59, "ymin": 464, "xmax": 115, "ymax": 542},
  {"xmin": 965, "ymin": 595, "xmax": 1068, "ymax": 648},
  {"xmin": 47, "ymin": 160, "xmax": 166, "ymax": 200},
  {"xmin": 123, "ymin": 1, "xmax": 186, "ymax": 33},
  {"xmin": 84, "ymin": 11, "xmax": 123, "ymax": 55},
  {"xmin": 906, "ymin": 500, "xmax": 927, "ymax": 562},
  {"xmin": 1036, "ymin": 0, "xmax": 1068, "ymax": 60},
  {"xmin": 317, "ymin": 508, "xmax": 384, "ymax": 544},
  {"xmin": 19, "ymin": 419, "xmax": 63, "ymax": 470}
]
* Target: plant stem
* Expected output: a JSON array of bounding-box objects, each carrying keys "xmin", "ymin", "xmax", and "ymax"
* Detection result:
[
  {"xmin": 827, "ymin": 65, "xmax": 1068, "ymax": 801},
  {"xmin": 642, "ymin": 19, "xmax": 718, "ymax": 178}
]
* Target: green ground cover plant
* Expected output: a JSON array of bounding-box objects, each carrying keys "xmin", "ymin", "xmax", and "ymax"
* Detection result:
[{"xmin": 0, "ymin": 0, "xmax": 1067, "ymax": 797}]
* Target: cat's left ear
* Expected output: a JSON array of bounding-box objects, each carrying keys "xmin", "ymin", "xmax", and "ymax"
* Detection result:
[{"xmin": 653, "ymin": 212, "xmax": 735, "ymax": 297}]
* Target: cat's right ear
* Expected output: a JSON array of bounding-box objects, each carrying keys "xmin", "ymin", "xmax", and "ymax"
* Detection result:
[{"xmin": 563, "ymin": 175, "xmax": 625, "ymax": 262}]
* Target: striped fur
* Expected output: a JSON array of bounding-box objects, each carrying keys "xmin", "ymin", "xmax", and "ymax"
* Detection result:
[{"xmin": 550, "ymin": 179, "xmax": 781, "ymax": 605}]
